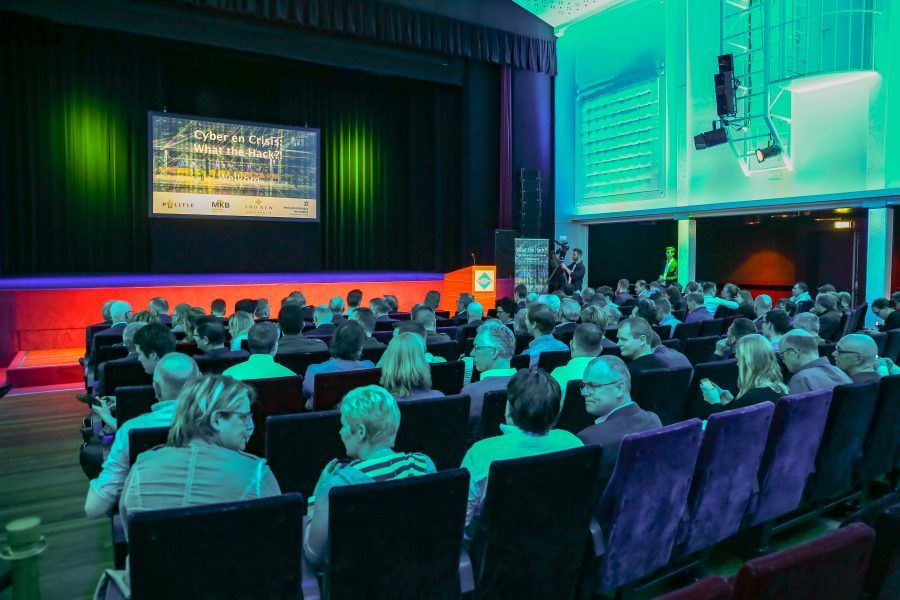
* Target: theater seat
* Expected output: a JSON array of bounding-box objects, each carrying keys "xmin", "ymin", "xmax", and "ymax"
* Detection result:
[
  {"xmin": 631, "ymin": 367, "xmax": 693, "ymax": 425},
  {"xmin": 475, "ymin": 390, "xmax": 508, "ymax": 442},
  {"xmin": 699, "ymin": 318, "xmax": 725, "ymax": 337},
  {"xmin": 682, "ymin": 336, "xmax": 721, "ymax": 366},
  {"xmin": 313, "ymin": 368, "xmax": 382, "ymax": 411},
  {"xmin": 128, "ymin": 426, "xmax": 170, "ymax": 466},
  {"xmin": 115, "ymin": 386, "xmax": 157, "ymax": 428},
  {"xmin": 555, "ymin": 380, "xmax": 594, "ymax": 435},
  {"xmin": 685, "ymin": 360, "xmax": 738, "ymax": 420},
  {"xmin": 857, "ymin": 375, "xmax": 900, "ymax": 487},
  {"xmin": 243, "ymin": 376, "xmax": 305, "ymax": 457},
  {"xmin": 731, "ymin": 523, "xmax": 875, "ymax": 600},
  {"xmin": 655, "ymin": 577, "xmax": 732, "ymax": 600},
  {"xmin": 265, "ymin": 412, "xmax": 345, "ymax": 498},
  {"xmin": 393, "ymin": 394, "xmax": 470, "ymax": 470},
  {"xmin": 429, "ymin": 360, "xmax": 464, "ymax": 395},
  {"xmin": 536, "ymin": 350, "xmax": 571, "ymax": 373}
]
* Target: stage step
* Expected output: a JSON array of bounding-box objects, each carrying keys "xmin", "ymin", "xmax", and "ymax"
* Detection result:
[{"xmin": 4, "ymin": 348, "xmax": 84, "ymax": 388}]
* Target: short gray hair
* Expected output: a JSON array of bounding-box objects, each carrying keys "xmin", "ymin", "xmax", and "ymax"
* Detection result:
[
  {"xmin": 793, "ymin": 312, "xmax": 820, "ymax": 335},
  {"xmin": 476, "ymin": 321, "xmax": 515, "ymax": 359},
  {"xmin": 123, "ymin": 322, "xmax": 148, "ymax": 352},
  {"xmin": 755, "ymin": 294, "xmax": 773, "ymax": 310},
  {"xmin": 560, "ymin": 298, "xmax": 581, "ymax": 322}
]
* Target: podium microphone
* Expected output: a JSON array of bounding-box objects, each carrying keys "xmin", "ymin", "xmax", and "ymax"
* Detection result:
[{"xmin": 469, "ymin": 252, "xmax": 476, "ymax": 266}]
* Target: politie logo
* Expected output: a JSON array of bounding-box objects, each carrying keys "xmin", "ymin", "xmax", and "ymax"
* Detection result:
[{"xmin": 164, "ymin": 200, "xmax": 194, "ymax": 209}]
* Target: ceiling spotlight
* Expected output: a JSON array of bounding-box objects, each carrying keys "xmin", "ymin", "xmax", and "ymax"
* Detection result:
[
  {"xmin": 755, "ymin": 144, "xmax": 781, "ymax": 163},
  {"xmin": 694, "ymin": 121, "xmax": 728, "ymax": 150}
]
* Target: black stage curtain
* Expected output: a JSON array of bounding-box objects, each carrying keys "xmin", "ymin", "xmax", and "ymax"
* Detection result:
[
  {"xmin": 0, "ymin": 13, "xmax": 463, "ymax": 274},
  {"xmin": 162, "ymin": 0, "xmax": 557, "ymax": 75}
]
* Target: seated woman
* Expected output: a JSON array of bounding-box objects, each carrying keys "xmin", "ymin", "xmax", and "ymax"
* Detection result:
[
  {"xmin": 737, "ymin": 290, "xmax": 757, "ymax": 320},
  {"xmin": 701, "ymin": 333, "xmax": 788, "ymax": 412},
  {"xmin": 170, "ymin": 303, "xmax": 192, "ymax": 333},
  {"xmin": 302, "ymin": 321, "xmax": 375, "ymax": 405},
  {"xmin": 182, "ymin": 306, "xmax": 206, "ymax": 343},
  {"xmin": 228, "ymin": 311, "xmax": 254, "ymax": 351},
  {"xmin": 303, "ymin": 385, "xmax": 436, "ymax": 568},
  {"xmin": 378, "ymin": 332, "xmax": 444, "ymax": 402}
]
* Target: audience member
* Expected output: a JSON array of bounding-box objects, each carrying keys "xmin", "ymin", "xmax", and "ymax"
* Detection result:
[
  {"xmin": 370, "ymin": 298, "xmax": 394, "ymax": 322},
  {"xmin": 790, "ymin": 282, "xmax": 812, "ymax": 304},
  {"xmin": 811, "ymin": 293, "xmax": 842, "ymax": 341},
  {"xmin": 379, "ymin": 333, "xmax": 443, "ymax": 401},
  {"xmin": 614, "ymin": 279, "xmax": 632, "ymax": 306},
  {"xmin": 762, "ymin": 309, "xmax": 791, "ymax": 351},
  {"xmin": 234, "ymin": 299, "xmax": 258, "ymax": 314},
  {"xmin": 537, "ymin": 293, "xmax": 562, "ymax": 319},
  {"xmin": 780, "ymin": 330, "xmax": 852, "ymax": 394},
  {"xmin": 393, "ymin": 321, "xmax": 445, "ymax": 363},
  {"xmin": 736, "ymin": 290, "xmax": 757, "ymax": 319},
  {"xmin": 632, "ymin": 298, "xmax": 658, "ymax": 325},
  {"xmin": 655, "ymin": 298, "xmax": 681, "ymax": 329},
  {"xmin": 710, "ymin": 317, "xmax": 757, "ymax": 361},
  {"xmin": 228, "ymin": 311, "xmax": 255, "ymax": 351},
  {"xmin": 634, "ymin": 279, "xmax": 650, "ymax": 299},
  {"xmin": 818, "ymin": 284, "xmax": 836, "ymax": 294},
  {"xmin": 148, "ymin": 297, "xmax": 171, "ymax": 324},
  {"xmin": 383, "ymin": 294, "xmax": 399, "ymax": 313},
  {"xmin": 703, "ymin": 282, "xmax": 738, "ymax": 316},
  {"xmin": 456, "ymin": 293, "xmax": 475, "ymax": 319},
  {"xmin": 551, "ymin": 323, "xmax": 604, "ymax": 393},
  {"xmin": 515, "ymin": 284, "xmax": 528, "ymax": 310},
  {"xmin": 194, "ymin": 317, "xmax": 248, "ymax": 359},
  {"xmin": 793, "ymin": 312, "xmax": 825, "ymax": 345},
  {"xmin": 554, "ymin": 298, "xmax": 581, "ymax": 335},
  {"xmin": 414, "ymin": 306, "xmax": 451, "ymax": 344},
  {"xmin": 328, "ymin": 296, "xmax": 346, "ymax": 321},
  {"xmin": 275, "ymin": 305, "xmax": 328, "ymax": 354},
  {"xmin": 183, "ymin": 307, "xmax": 206, "ymax": 342},
  {"xmin": 84, "ymin": 353, "xmax": 200, "ymax": 518},
  {"xmin": 833, "ymin": 333, "xmax": 882, "ymax": 383},
  {"xmin": 210, "ymin": 298, "xmax": 226, "ymax": 318},
  {"xmin": 93, "ymin": 322, "xmax": 148, "ymax": 397},
  {"xmin": 460, "ymin": 369, "xmax": 582, "ymax": 538},
  {"xmin": 753, "ymin": 294, "xmax": 773, "ymax": 330},
  {"xmin": 423, "ymin": 290, "xmax": 441, "ymax": 311},
  {"xmin": 129, "ymin": 310, "xmax": 159, "ymax": 325},
  {"xmin": 223, "ymin": 322, "xmax": 297, "ymax": 381},
  {"xmin": 460, "ymin": 324, "xmax": 516, "ymax": 419},
  {"xmin": 308, "ymin": 305, "xmax": 337, "ymax": 336},
  {"xmin": 666, "ymin": 285, "xmax": 682, "ymax": 310},
  {"xmin": 495, "ymin": 297, "xmax": 518, "ymax": 325},
  {"xmin": 684, "ymin": 292, "xmax": 712, "ymax": 324},
  {"xmin": 253, "ymin": 298, "xmax": 270, "ymax": 321},
  {"xmin": 351, "ymin": 307, "xmax": 387, "ymax": 350},
  {"xmin": 304, "ymin": 385, "xmax": 435, "ymax": 568},
  {"xmin": 303, "ymin": 321, "xmax": 376, "ymax": 402},
  {"xmin": 91, "ymin": 301, "xmax": 133, "ymax": 359},
  {"xmin": 346, "ymin": 289, "xmax": 363, "ymax": 317},
  {"xmin": 170, "ymin": 303, "xmax": 192, "ymax": 332},
  {"xmin": 776, "ymin": 298, "xmax": 797, "ymax": 316},
  {"xmin": 837, "ymin": 291, "xmax": 852, "ymax": 314},
  {"xmin": 701, "ymin": 334, "xmax": 788, "ymax": 411},
  {"xmin": 872, "ymin": 298, "xmax": 900, "ymax": 332},
  {"xmin": 457, "ymin": 301, "xmax": 485, "ymax": 346},
  {"xmin": 135, "ymin": 323, "xmax": 176, "ymax": 375},
  {"xmin": 617, "ymin": 317, "xmax": 667, "ymax": 377},
  {"xmin": 523, "ymin": 303, "xmax": 568, "ymax": 367},
  {"xmin": 579, "ymin": 305, "xmax": 618, "ymax": 351},
  {"xmin": 577, "ymin": 355, "xmax": 661, "ymax": 481}
]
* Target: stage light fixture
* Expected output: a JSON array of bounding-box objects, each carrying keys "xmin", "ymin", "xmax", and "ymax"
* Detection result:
[
  {"xmin": 755, "ymin": 144, "xmax": 781, "ymax": 163},
  {"xmin": 694, "ymin": 121, "xmax": 728, "ymax": 150}
]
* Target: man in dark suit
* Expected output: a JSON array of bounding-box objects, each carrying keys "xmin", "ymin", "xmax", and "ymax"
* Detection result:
[
  {"xmin": 660, "ymin": 246, "xmax": 678, "ymax": 283},
  {"xmin": 811, "ymin": 293, "xmax": 842, "ymax": 342},
  {"xmin": 275, "ymin": 306, "xmax": 328, "ymax": 354},
  {"xmin": 564, "ymin": 248, "xmax": 586, "ymax": 291},
  {"xmin": 577, "ymin": 355, "xmax": 662, "ymax": 481},
  {"xmin": 89, "ymin": 300, "xmax": 133, "ymax": 366},
  {"xmin": 307, "ymin": 305, "xmax": 338, "ymax": 336},
  {"xmin": 613, "ymin": 279, "xmax": 633, "ymax": 306},
  {"xmin": 414, "ymin": 306, "xmax": 453, "ymax": 345},
  {"xmin": 617, "ymin": 317, "xmax": 668, "ymax": 378},
  {"xmin": 351, "ymin": 307, "xmax": 387, "ymax": 350},
  {"xmin": 370, "ymin": 298, "xmax": 396, "ymax": 323},
  {"xmin": 149, "ymin": 297, "xmax": 172, "ymax": 325}
]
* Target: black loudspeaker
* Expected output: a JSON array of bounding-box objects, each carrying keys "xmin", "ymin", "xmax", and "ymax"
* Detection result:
[
  {"xmin": 715, "ymin": 53, "xmax": 735, "ymax": 117},
  {"xmin": 494, "ymin": 229, "xmax": 516, "ymax": 279},
  {"xmin": 517, "ymin": 168, "xmax": 542, "ymax": 238}
]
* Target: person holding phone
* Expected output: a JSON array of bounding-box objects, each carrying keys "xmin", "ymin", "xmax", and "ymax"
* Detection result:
[{"xmin": 701, "ymin": 334, "xmax": 788, "ymax": 412}]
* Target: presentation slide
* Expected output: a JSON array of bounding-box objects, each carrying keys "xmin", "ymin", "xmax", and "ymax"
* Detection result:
[{"xmin": 149, "ymin": 112, "xmax": 319, "ymax": 221}]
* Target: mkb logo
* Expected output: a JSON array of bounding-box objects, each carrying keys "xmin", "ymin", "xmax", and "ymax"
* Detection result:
[{"xmin": 211, "ymin": 200, "xmax": 230, "ymax": 209}]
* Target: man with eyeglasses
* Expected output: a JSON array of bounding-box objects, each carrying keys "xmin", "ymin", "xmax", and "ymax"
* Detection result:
[
  {"xmin": 833, "ymin": 334, "xmax": 882, "ymax": 384},
  {"xmin": 576, "ymin": 356, "xmax": 662, "ymax": 481},
  {"xmin": 460, "ymin": 324, "xmax": 517, "ymax": 422},
  {"xmin": 780, "ymin": 330, "xmax": 851, "ymax": 395}
]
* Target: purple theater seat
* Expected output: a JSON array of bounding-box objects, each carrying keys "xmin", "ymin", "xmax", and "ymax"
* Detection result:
[
  {"xmin": 244, "ymin": 375, "xmax": 306, "ymax": 457},
  {"xmin": 655, "ymin": 576, "xmax": 732, "ymax": 600},
  {"xmin": 744, "ymin": 389, "xmax": 832, "ymax": 528},
  {"xmin": 591, "ymin": 419, "xmax": 703, "ymax": 592},
  {"xmin": 676, "ymin": 402, "xmax": 774, "ymax": 556},
  {"xmin": 856, "ymin": 375, "xmax": 900, "ymax": 487},
  {"xmin": 731, "ymin": 523, "xmax": 875, "ymax": 600}
]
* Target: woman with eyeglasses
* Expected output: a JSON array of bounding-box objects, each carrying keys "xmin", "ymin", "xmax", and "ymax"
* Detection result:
[
  {"xmin": 118, "ymin": 374, "xmax": 281, "ymax": 526},
  {"xmin": 701, "ymin": 334, "xmax": 788, "ymax": 411}
]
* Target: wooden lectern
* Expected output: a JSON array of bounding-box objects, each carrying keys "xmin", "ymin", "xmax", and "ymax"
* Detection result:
[{"xmin": 443, "ymin": 265, "xmax": 497, "ymax": 313}]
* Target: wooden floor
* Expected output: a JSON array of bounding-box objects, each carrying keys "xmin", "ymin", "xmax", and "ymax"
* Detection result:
[
  {"xmin": 16, "ymin": 349, "xmax": 83, "ymax": 368},
  {"xmin": 0, "ymin": 389, "xmax": 111, "ymax": 600}
]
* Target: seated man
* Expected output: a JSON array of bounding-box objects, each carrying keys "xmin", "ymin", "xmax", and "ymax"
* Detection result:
[
  {"xmin": 708, "ymin": 317, "xmax": 756, "ymax": 362},
  {"xmin": 210, "ymin": 298, "xmax": 227, "ymax": 319},
  {"xmin": 833, "ymin": 333, "xmax": 882, "ymax": 383},
  {"xmin": 223, "ymin": 322, "xmax": 297, "ymax": 381},
  {"xmin": 90, "ymin": 300, "xmax": 134, "ymax": 364},
  {"xmin": 148, "ymin": 297, "xmax": 171, "ymax": 325},
  {"xmin": 577, "ymin": 355, "xmax": 662, "ymax": 481},
  {"xmin": 308, "ymin": 304, "xmax": 337, "ymax": 336},
  {"xmin": 457, "ymin": 301, "xmax": 485, "ymax": 346},
  {"xmin": 383, "ymin": 295, "xmax": 399, "ymax": 313},
  {"xmin": 684, "ymin": 292, "xmax": 712, "ymax": 324},
  {"xmin": 93, "ymin": 322, "xmax": 147, "ymax": 397},
  {"xmin": 515, "ymin": 284, "xmax": 528, "ymax": 310},
  {"xmin": 551, "ymin": 323, "xmax": 604, "ymax": 393},
  {"xmin": 455, "ymin": 292, "xmax": 475, "ymax": 320},
  {"xmin": 522, "ymin": 303, "xmax": 569, "ymax": 368},
  {"xmin": 134, "ymin": 323, "xmax": 177, "ymax": 377},
  {"xmin": 613, "ymin": 279, "xmax": 633, "ymax": 306},
  {"xmin": 553, "ymin": 299, "xmax": 581, "ymax": 336},
  {"xmin": 579, "ymin": 305, "xmax": 619, "ymax": 352},
  {"xmin": 194, "ymin": 317, "xmax": 250, "ymax": 358},
  {"xmin": 617, "ymin": 317, "xmax": 667, "ymax": 378},
  {"xmin": 84, "ymin": 352, "xmax": 200, "ymax": 517},
  {"xmin": 793, "ymin": 312, "xmax": 826, "ymax": 346},
  {"xmin": 423, "ymin": 290, "xmax": 441, "ymax": 311},
  {"xmin": 351, "ymin": 307, "xmax": 387, "ymax": 350},
  {"xmin": 303, "ymin": 321, "xmax": 376, "ymax": 403},
  {"xmin": 275, "ymin": 305, "xmax": 327, "ymax": 354},
  {"xmin": 811, "ymin": 293, "xmax": 843, "ymax": 341},
  {"xmin": 872, "ymin": 297, "xmax": 900, "ymax": 332},
  {"xmin": 753, "ymin": 294, "xmax": 773, "ymax": 331},
  {"xmin": 702, "ymin": 282, "xmax": 739, "ymax": 316},
  {"xmin": 461, "ymin": 369, "xmax": 582, "ymax": 539},
  {"xmin": 394, "ymin": 320, "xmax": 446, "ymax": 363},
  {"xmin": 345, "ymin": 288, "xmax": 363, "ymax": 317},
  {"xmin": 329, "ymin": 296, "xmax": 347, "ymax": 322},
  {"xmin": 304, "ymin": 385, "xmax": 436, "ymax": 568},
  {"xmin": 781, "ymin": 330, "xmax": 852, "ymax": 394},
  {"xmin": 460, "ymin": 323, "xmax": 517, "ymax": 420},
  {"xmin": 413, "ymin": 306, "xmax": 452, "ymax": 345},
  {"xmin": 790, "ymin": 281, "xmax": 812, "ymax": 305},
  {"xmin": 655, "ymin": 298, "xmax": 681, "ymax": 329},
  {"xmin": 762, "ymin": 309, "xmax": 792, "ymax": 351},
  {"xmin": 370, "ymin": 298, "xmax": 395, "ymax": 322}
]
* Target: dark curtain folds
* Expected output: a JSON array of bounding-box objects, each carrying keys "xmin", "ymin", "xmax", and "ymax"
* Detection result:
[
  {"xmin": 163, "ymin": 0, "xmax": 557, "ymax": 75},
  {"xmin": 499, "ymin": 65, "xmax": 512, "ymax": 230}
]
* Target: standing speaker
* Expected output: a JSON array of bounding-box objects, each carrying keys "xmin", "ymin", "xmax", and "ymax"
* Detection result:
[
  {"xmin": 494, "ymin": 229, "xmax": 516, "ymax": 279},
  {"xmin": 517, "ymin": 168, "xmax": 542, "ymax": 238}
]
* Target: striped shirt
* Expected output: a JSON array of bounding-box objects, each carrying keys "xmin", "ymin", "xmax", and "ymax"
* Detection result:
[{"xmin": 308, "ymin": 450, "xmax": 436, "ymax": 507}]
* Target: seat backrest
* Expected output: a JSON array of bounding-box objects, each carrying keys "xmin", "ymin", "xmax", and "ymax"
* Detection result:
[
  {"xmin": 865, "ymin": 502, "xmax": 900, "ymax": 599},
  {"xmin": 858, "ymin": 374, "xmax": 900, "ymax": 485},
  {"xmin": 274, "ymin": 349, "xmax": 330, "ymax": 376},
  {"xmin": 104, "ymin": 361, "xmax": 152, "ymax": 395},
  {"xmin": 595, "ymin": 419, "xmax": 703, "ymax": 589},
  {"xmin": 325, "ymin": 470, "xmax": 469, "ymax": 600},
  {"xmin": 661, "ymin": 338, "xmax": 682, "ymax": 352},
  {"xmin": 95, "ymin": 344, "xmax": 129, "ymax": 366},
  {"xmin": 372, "ymin": 330, "xmax": 393, "ymax": 344},
  {"xmin": 745, "ymin": 389, "xmax": 832, "ymax": 527},
  {"xmin": 360, "ymin": 345, "xmax": 387, "ymax": 364},
  {"xmin": 652, "ymin": 324, "xmax": 672, "ymax": 340},
  {"xmin": 682, "ymin": 336, "xmax": 721, "ymax": 366},
  {"xmin": 805, "ymin": 380, "xmax": 880, "ymax": 503},
  {"xmin": 128, "ymin": 426, "xmax": 170, "ymax": 466},
  {"xmin": 884, "ymin": 330, "xmax": 900, "ymax": 362},
  {"xmin": 194, "ymin": 354, "xmax": 249, "ymax": 375},
  {"xmin": 699, "ymin": 318, "xmax": 725, "ymax": 337},
  {"xmin": 477, "ymin": 390, "xmax": 508, "ymax": 441},
  {"xmin": 174, "ymin": 340, "xmax": 201, "ymax": 356},
  {"xmin": 265, "ymin": 412, "xmax": 345, "ymax": 498},
  {"xmin": 314, "ymin": 367, "xmax": 382, "ymax": 411},
  {"xmin": 429, "ymin": 360, "xmax": 465, "ymax": 395},
  {"xmin": 508, "ymin": 354, "xmax": 529, "ymax": 370},
  {"xmin": 655, "ymin": 576, "xmax": 732, "ymax": 600},
  {"xmin": 685, "ymin": 360, "xmax": 739, "ymax": 420},
  {"xmin": 537, "ymin": 350, "xmax": 571, "ymax": 372},
  {"xmin": 731, "ymin": 522, "xmax": 875, "ymax": 600},
  {"xmin": 428, "ymin": 340, "xmax": 461, "ymax": 362},
  {"xmin": 851, "ymin": 303, "xmax": 869, "ymax": 334},
  {"xmin": 555, "ymin": 379, "xmax": 595, "ymax": 435},
  {"xmin": 869, "ymin": 331, "xmax": 888, "ymax": 357},
  {"xmin": 85, "ymin": 323, "xmax": 109, "ymax": 354},
  {"xmin": 674, "ymin": 321, "xmax": 701, "ymax": 340},
  {"xmin": 514, "ymin": 334, "xmax": 533, "ymax": 355},
  {"xmin": 115, "ymin": 386, "xmax": 157, "ymax": 428},
  {"xmin": 374, "ymin": 319, "xmax": 397, "ymax": 331},
  {"xmin": 129, "ymin": 494, "xmax": 306, "ymax": 600},
  {"xmin": 677, "ymin": 402, "xmax": 774, "ymax": 556},
  {"xmin": 471, "ymin": 446, "xmax": 604, "ymax": 598},
  {"xmin": 394, "ymin": 394, "xmax": 471, "ymax": 470},
  {"xmin": 244, "ymin": 376, "xmax": 305, "ymax": 457},
  {"xmin": 631, "ymin": 367, "xmax": 693, "ymax": 425}
]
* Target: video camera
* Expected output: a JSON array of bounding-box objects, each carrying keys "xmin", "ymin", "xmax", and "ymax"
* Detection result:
[{"xmin": 553, "ymin": 238, "xmax": 569, "ymax": 261}]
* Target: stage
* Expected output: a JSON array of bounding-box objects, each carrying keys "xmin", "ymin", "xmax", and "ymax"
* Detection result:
[{"xmin": 0, "ymin": 271, "xmax": 450, "ymax": 366}]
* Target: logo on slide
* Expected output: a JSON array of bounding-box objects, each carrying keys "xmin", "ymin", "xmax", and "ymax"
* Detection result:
[
  {"xmin": 477, "ymin": 272, "xmax": 493, "ymax": 290},
  {"xmin": 211, "ymin": 201, "xmax": 230, "ymax": 209},
  {"xmin": 164, "ymin": 200, "xmax": 194, "ymax": 209}
]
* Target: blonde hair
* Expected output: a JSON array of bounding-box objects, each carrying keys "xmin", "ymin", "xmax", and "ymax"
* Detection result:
[
  {"xmin": 340, "ymin": 385, "xmax": 400, "ymax": 448},
  {"xmin": 735, "ymin": 334, "xmax": 788, "ymax": 399},
  {"xmin": 580, "ymin": 304, "xmax": 609, "ymax": 330},
  {"xmin": 379, "ymin": 333, "xmax": 432, "ymax": 397},
  {"xmin": 168, "ymin": 375, "xmax": 256, "ymax": 447},
  {"xmin": 228, "ymin": 311, "xmax": 254, "ymax": 339},
  {"xmin": 183, "ymin": 307, "xmax": 206, "ymax": 342}
]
